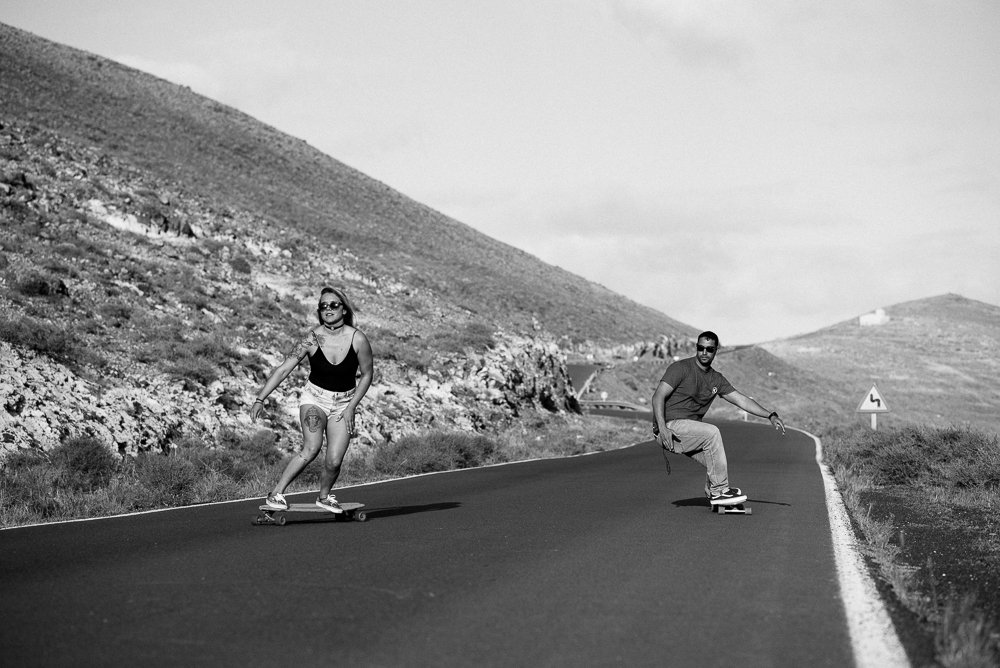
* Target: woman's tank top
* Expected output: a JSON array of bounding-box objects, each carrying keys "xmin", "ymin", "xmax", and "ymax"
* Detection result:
[{"xmin": 308, "ymin": 332, "xmax": 359, "ymax": 392}]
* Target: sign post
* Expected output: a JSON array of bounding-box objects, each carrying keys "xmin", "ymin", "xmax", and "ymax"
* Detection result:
[{"xmin": 856, "ymin": 383, "xmax": 889, "ymax": 430}]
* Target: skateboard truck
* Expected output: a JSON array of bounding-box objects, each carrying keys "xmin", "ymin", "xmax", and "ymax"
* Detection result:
[{"xmin": 712, "ymin": 503, "xmax": 751, "ymax": 515}]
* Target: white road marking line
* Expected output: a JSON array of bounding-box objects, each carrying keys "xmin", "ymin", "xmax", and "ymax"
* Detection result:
[{"xmin": 800, "ymin": 428, "xmax": 910, "ymax": 668}]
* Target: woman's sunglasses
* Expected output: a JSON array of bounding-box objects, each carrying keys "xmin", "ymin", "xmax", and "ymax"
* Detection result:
[{"xmin": 318, "ymin": 301, "xmax": 343, "ymax": 311}]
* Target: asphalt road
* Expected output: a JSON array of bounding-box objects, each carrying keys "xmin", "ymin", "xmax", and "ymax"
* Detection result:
[{"xmin": 2, "ymin": 421, "xmax": 856, "ymax": 667}]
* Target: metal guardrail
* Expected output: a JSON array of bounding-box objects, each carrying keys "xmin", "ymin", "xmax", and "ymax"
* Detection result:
[{"xmin": 578, "ymin": 399, "xmax": 648, "ymax": 412}]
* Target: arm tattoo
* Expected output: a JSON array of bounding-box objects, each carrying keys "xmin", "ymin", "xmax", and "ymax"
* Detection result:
[{"xmin": 291, "ymin": 331, "xmax": 318, "ymax": 360}]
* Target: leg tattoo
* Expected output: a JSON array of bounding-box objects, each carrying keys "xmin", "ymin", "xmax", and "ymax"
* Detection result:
[{"xmin": 304, "ymin": 407, "xmax": 326, "ymax": 433}]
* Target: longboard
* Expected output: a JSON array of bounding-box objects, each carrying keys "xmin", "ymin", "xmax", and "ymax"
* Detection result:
[
  {"xmin": 253, "ymin": 502, "xmax": 367, "ymax": 525},
  {"xmin": 712, "ymin": 503, "xmax": 751, "ymax": 515}
]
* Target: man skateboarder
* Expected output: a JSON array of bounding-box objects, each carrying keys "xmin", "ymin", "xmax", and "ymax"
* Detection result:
[{"xmin": 651, "ymin": 331, "xmax": 785, "ymax": 506}]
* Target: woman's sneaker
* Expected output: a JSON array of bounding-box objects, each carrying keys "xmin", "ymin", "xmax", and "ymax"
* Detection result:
[
  {"xmin": 709, "ymin": 488, "xmax": 747, "ymax": 506},
  {"xmin": 315, "ymin": 495, "xmax": 344, "ymax": 514},
  {"xmin": 265, "ymin": 492, "xmax": 288, "ymax": 510}
]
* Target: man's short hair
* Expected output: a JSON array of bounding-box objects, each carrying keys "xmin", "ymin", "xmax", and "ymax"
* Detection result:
[{"xmin": 697, "ymin": 331, "xmax": 720, "ymax": 347}]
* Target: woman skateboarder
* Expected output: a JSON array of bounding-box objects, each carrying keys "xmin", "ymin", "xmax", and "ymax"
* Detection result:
[{"xmin": 250, "ymin": 287, "xmax": 373, "ymax": 513}]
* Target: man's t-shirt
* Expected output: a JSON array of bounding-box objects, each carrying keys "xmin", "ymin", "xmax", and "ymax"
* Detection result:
[{"xmin": 658, "ymin": 357, "xmax": 734, "ymax": 421}]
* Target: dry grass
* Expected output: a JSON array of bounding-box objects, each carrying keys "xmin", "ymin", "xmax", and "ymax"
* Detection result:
[
  {"xmin": 0, "ymin": 412, "xmax": 637, "ymax": 528},
  {"xmin": 823, "ymin": 425, "xmax": 1000, "ymax": 666}
]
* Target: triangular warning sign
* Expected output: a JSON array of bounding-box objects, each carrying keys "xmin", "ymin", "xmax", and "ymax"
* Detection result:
[{"xmin": 857, "ymin": 383, "xmax": 889, "ymax": 413}]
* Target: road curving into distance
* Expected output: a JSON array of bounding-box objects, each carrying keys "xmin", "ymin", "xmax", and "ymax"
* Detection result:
[{"xmin": 1, "ymin": 421, "xmax": 906, "ymax": 666}]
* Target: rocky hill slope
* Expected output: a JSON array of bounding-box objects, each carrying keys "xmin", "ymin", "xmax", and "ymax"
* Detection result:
[
  {"xmin": 0, "ymin": 23, "xmax": 704, "ymax": 460},
  {"xmin": 0, "ymin": 23, "xmax": 693, "ymax": 345}
]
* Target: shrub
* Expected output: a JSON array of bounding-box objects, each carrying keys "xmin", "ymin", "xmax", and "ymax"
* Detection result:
[
  {"xmin": 240, "ymin": 350, "xmax": 271, "ymax": 377},
  {"xmin": 189, "ymin": 333, "xmax": 241, "ymax": 363},
  {"xmin": 1, "ymin": 447, "xmax": 49, "ymax": 472},
  {"xmin": 176, "ymin": 287, "xmax": 210, "ymax": 311},
  {"xmin": 0, "ymin": 448, "xmax": 60, "ymax": 519},
  {"xmin": 166, "ymin": 333, "xmax": 247, "ymax": 385},
  {"xmin": 51, "ymin": 237, "xmax": 100, "ymax": 260},
  {"xmin": 50, "ymin": 436, "xmax": 118, "ymax": 492},
  {"xmin": 228, "ymin": 256, "xmax": 252, "ymax": 274},
  {"xmin": 0, "ymin": 461, "xmax": 61, "ymax": 520},
  {"xmin": 166, "ymin": 355, "xmax": 220, "ymax": 386},
  {"xmin": 154, "ymin": 332, "xmax": 243, "ymax": 386},
  {"xmin": 190, "ymin": 469, "xmax": 245, "ymax": 502},
  {"xmin": 370, "ymin": 430, "xmax": 496, "ymax": 477},
  {"xmin": 97, "ymin": 300, "xmax": 133, "ymax": 324},
  {"xmin": 14, "ymin": 271, "xmax": 68, "ymax": 298},
  {"xmin": 221, "ymin": 428, "xmax": 282, "ymax": 467},
  {"xmin": 133, "ymin": 451, "xmax": 199, "ymax": 505},
  {"xmin": 43, "ymin": 258, "xmax": 76, "ymax": 276},
  {"xmin": 180, "ymin": 428, "xmax": 282, "ymax": 483},
  {"xmin": 0, "ymin": 315, "xmax": 75, "ymax": 358}
]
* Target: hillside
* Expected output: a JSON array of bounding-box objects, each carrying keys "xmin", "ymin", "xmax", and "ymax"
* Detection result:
[
  {"xmin": 760, "ymin": 294, "xmax": 1000, "ymax": 435},
  {"xmin": 584, "ymin": 294, "xmax": 1000, "ymax": 436},
  {"xmin": 0, "ymin": 22, "xmax": 700, "ymax": 458},
  {"xmin": 6, "ymin": 21, "xmax": 996, "ymax": 463},
  {"xmin": 0, "ymin": 23, "xmax": 693, "ymax": 345}
]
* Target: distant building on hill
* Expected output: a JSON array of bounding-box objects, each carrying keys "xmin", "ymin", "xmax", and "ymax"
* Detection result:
[{"xmin": 859, "ymin": 308, "xmax": 890, "ymax": 327}]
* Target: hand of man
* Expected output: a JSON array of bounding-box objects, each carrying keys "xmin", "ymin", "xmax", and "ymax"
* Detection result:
[
  {"xmin": 769, "ymin": 413, "xmax": 786, "ymax": 435},
  {"xmin": 653, "ymin": 428, "xmax": 673, "ymax": 474},
  {"xmin": 654, "ymin": 427, "xmax": 676, "ymax": 449}
]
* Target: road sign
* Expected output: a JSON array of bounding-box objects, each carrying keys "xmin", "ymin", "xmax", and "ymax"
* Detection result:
[
  {"xmin": 857, "ymin": 383, "xmax": 889, "ymax": 413},
  {"xmin": 857, "ymin": 383, "xmax": 889, "ymax": 431}
]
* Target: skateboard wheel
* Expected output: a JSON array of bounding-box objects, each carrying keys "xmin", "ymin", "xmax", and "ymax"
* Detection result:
[
  {"xmin": 355, "ymin": 511, "xmax": 367, "ymax": 522},
  {"xmin": 254, "ymin": 514, "xmax": 264, "ymax": 525},
  {"xmin": 277, "ymin": 515, "xmax": 287, "ymax": 526}
]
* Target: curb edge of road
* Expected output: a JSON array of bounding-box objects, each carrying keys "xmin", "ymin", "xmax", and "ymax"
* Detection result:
[{"xmin": 801, "ymin": 428, "xmax": 911, "ymax": 668}]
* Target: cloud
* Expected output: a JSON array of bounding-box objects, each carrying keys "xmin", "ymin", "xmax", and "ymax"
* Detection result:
[
  {"xmin": 79, "ymin": 1, "xmax": 998, "ymax": 344},
  {"xmin": 604, "ymin": 0, "xmax": 759, "ymax": 66}
]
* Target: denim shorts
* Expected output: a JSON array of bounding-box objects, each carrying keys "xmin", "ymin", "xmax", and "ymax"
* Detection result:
[{"xmin": 298, "ymin": 382, "xmax": 355, "ymax": 418}]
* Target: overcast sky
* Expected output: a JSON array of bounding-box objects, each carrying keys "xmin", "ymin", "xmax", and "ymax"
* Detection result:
[{"xmin": 5, "ymin": 1, "xmax": 999, "ymax": 344}]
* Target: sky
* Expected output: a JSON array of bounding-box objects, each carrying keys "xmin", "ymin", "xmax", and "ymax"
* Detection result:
[{"xmin": 4, "ymin": 1, "xmax": 999, "ymax": 344}]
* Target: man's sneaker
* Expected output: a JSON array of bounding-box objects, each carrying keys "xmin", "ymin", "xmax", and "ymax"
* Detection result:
[
  {"xmin": 709, "ymin": 488, "xmax": 747, "ymax": 506},
  {"xmin": 315, "ymin": 495, "xmax": 344, "ymax": 514},
  {"xmin": 265, "ymin": 492, "xmax": 288, "ymax": 510}
]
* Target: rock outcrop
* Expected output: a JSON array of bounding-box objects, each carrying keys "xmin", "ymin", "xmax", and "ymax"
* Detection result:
[{"xmin": 1, "ymin": 331, "xmax": 578, "ymax": 458}]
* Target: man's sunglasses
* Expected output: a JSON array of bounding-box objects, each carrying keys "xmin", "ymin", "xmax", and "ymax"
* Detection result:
[
  {"xmin": 318, "ymin": 301, "xmax": 343, "ymax": 311},
  {"xmin": 696, "ymin": 345, "xmax": 717, "ymax": 353}
]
